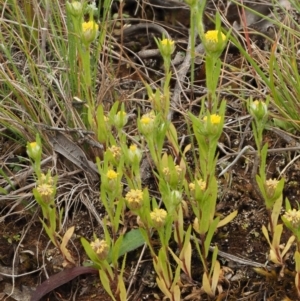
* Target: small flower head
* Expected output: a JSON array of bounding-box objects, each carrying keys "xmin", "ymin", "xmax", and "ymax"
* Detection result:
[
  {"xmin": 66, "ymin": 1, "xmax": 83, "ymax": 17},
  {"xmin": 113, "ymin": 111, "xmax": 128, "ymax": 129},
  {"xmin": 128, "ymin": 144, "xmax": 142, "ymax": 163},
  {"xmin": 107, "ymin": 169, "xmax": 118, "ymax": 180},
  {"xmin": 90, "ymin": 239, "xmax": 109, "ymax": 260},
  {"xmin": 265, "ymin": 178, "xmax": 279, "ymax": 199},
  {"xmin": 283, "ymin": 209, "xmax": 300, "ymax": 229},
  {"xmin": 204, "ymin": 30, "xmax": 226, "ymax": 53},
  {"xmin": 36, "ymin": 184, "xmax": 54, "ymax": 202},
  {"xmin": 162, "ymin": 167, "xmax": 170, "ymax": 177},
  {"xmin": 139, "ymin": 111, "xmax": 156, "ymax": 135},
  {"xmin": 249, "ymin": 100, "xmax": 268, "ymax": 121},
  {"xmin": 203, "ymin": 114, "xmax": 221, "ymax": 125},
  {"xmin": 159, "ymin": 38, "xmax": 175, "ymax": 58},
  {"xmin": 150, "ymin": 208, "xmax": 167, "ymax": 228},
  {"xmin": 27, "ymin": 141, "xmax": 41, "ymax": 161},
  {"xmin": 189, "ymin": 179, "xmax": 206, "ymax": 192},
  {"xmin": 162, "ymin": 164, "xmax": 184, "ymax": 186},
  {"xmin": 125, "ymin": 189, "xmax": 143, "ymax": 210},
  {"xmin": 175, "ymin": 165, "xmax": 182, "ymax": 175},
  {"xmin": 201, "ymin": 113, "xmax": 223, "ymax": 136},
  {"xmin": 81, "ymin": 20, "xmax": 99, "ymax": 45},
  {"xmin": 103, "ymin": 169, "xmax": 120, "ymax": 192},
  {"xmin": 108, "ymin": 145, "xmax": 122, "ymax": 160}
]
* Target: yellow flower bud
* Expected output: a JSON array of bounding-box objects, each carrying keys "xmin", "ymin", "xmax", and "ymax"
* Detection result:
[
  {"xmin": 139, "ymin": 112, "xmax": 156, "ymax": 135},
  {"xmin": 159, "ymin": 38, "xmax": 175, "ymax": 57},
  {"xmin": 27, "ymin": 141, "xmax": 41, "ymax": 161},
  {"xmin": 249, "ymin": 100, "xmax": 268, "ymax": 121},
  {"xmin": 66, "ymin": 1, "xmax": 83, "ymax": 17},
  {"xmin": 81, "ymin": 21, "xmax": 99, "ymax": 45},
  {"xmin": 113, "ymin": 111, "xmax": 128, "ymax": 129}
]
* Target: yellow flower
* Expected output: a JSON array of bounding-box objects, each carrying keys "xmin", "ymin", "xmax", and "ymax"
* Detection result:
[
  {"xmin": 81, "ymin": 21, "xmax": 99, "ymax": 45},
  {"xmin": 265, "ymin": 178, "xmax": 279, "ymax": 199},
  {"xmin": 159, "ymin": 38, "xmax": 175, "ymax": 57},
  {"xmin": 128, "ymin": 144, "xmax": 142, "ymax": 163},
  {"xmin": 150, "ymin": 208, "xmax": 167, "ymax": 228},
  {"xmin": 30, "ymin": 142, "xmax": 37, "ymax": 149},
  {"xmin": 140, "ymin": 112, "xmax": 156, "ymax": 135},
  {"xmin": 82, "ymin": 20, "xmax": 99, "ymax": 33},
  {"xmin": 141, "ymin": 116, "xmax": 151, "ymax": 124},
  {"xmin": 204, "ymin": 30, "xmax": 226, "ymax": 53},
  {"xmin": 161, "ymin": 38, "xmax": 174, "ymax": 47},
  {"xmin": 107, "ymin": 169, "xmax": 118, "ymax": 180},
  {"xmin": 27, "ymin": 141, "xmax": 41, "ymax": 160},
  {"xmin": 204, "ymin": 30, "xmax": 226, "ymax": 43},
  {"xmin": 108, "ymin": 145, "xmax": 121, "ymax": 159},
  {"xmin": 284, "ymin": 209, "xmax": 300, "ymax": 228},
  {"xmin": 125, "ymin": 189, "xmax": 143, "ymax": 210},
  {"xmin": 162, "ymin": 167, "xmax": 170, "ymax": 176},
  {"xmin": 203, "ymin": 114, "xmax": 221, "ymax": 125},
  {"xmin": 189, "ymin": 179, "xmax": 206, "ymax": 191},
  {"xmin": 37, "ymin": 184, "xmax": 54, "ymax": 197},
  {"xmin": 90, "ymin": 239, "xmax": 109, "ymax": 260},
  {"xmin": 130, "ymin": 145, "xmax": 137, "ymax": 152},
  {"xmin": 175, "ymin": 165, "xmax": 182, "ymax": 175}
]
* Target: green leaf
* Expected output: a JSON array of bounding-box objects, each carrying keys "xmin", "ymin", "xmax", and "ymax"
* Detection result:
[
  {"xmin": 204, "ymin": 217, "xmax": 219, "ymax": 258},
  {"xmin": 40, "ymin": 219, "xmax": 57, "ymax": 247},
  {"xmin": 0, "ymin": 168, "xmax": 14, "ymax": 192},
  {"xmin": 209, "ymin": 246, "xmax": 218, "ymax": 278},
  {"xmin": 109, "ymin": 229, "xmax": 145, "ymax": 261},
  {"xmin": 99, "ymin": 270, "xmax": 117, "ymax": 301},
  {"xmin": 110, "ymin": 235, "xmax": 123, "ymax": 266}
]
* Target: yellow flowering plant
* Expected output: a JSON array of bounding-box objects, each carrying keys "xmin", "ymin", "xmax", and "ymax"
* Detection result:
[
  {"xmin": 122, "ymin": 144, "xmax": 143, "ymax": 188},
  {"xmin": 81, "ymin": 20, "xmax": 99, "ymax": 46},
  {"xmin": 66, "ymin": 1, "xmax": 101, "ymax": 130},
  {"xmin": 81, "ymin": 233, "xmax": 127, "ymax": 301},
  {"xmin": 252, "ymin": 145, "xmax": 285, "ymax": 267},
  {"xmin": 150, "ymin": 204, "xmax": 182, "ymax": 301},
  {"xmin": 138, "ymin": 112, "xmax": 168, "ymax": 168},
  {"xmin": 197, "ymin": 10, "xmax": 229, "ymax": 111},
  {"xmin": 247, "ymin": 97, "xmax": 289, "ymax": 275},
  {"xmin": 188, "ymin": 100, "xmax": 237, "ymax": 295},
  {"xmin": 27, "ymin": 135, "xmax": 75, "ymax": 267},
  {"xmin": 96, "ymin": 104, "xmax": 111, "ymax": 144},
  {"xmin": 160, "ymin": 153, "xmax": 185, "ymax": 190},
  {"xmin": 248, "ymin": 97, "xmax": 270, "ymax": 154},
  {"xmin": 149, "ymin": 36, "xmax": 174, "ymax": 120},
  {"xmin": 97, "ymin": 157, "xmax": 124, "ymax": 237},
  {"xmin": 189, "ymin": 101, "xmax": 225, "ymax": 179}
]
